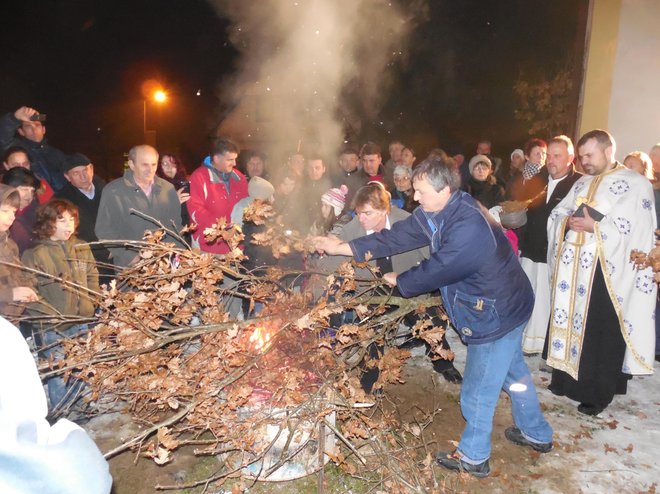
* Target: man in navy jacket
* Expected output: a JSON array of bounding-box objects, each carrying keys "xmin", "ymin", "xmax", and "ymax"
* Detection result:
[{"xmin": 314, "ymin": 157, "xmax": 553, "ymax": 477}]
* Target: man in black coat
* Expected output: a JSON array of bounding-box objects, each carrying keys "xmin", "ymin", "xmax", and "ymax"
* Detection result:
[
  {"xmin": 329, "ymin": 146, "xmax": 368, "ymax": 211},
  {"xmin": 517, "ymin": 135, "xmax": 582, "ymax": 354},
  {"xmin": 56, "ymin": 153, "xmax": 113, "ymax": 282},
  {"xmin": 0, "ymin": 106, "xmax": 68, "ymax": 192}
]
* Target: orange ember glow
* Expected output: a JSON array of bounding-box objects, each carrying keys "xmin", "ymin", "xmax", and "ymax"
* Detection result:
[{"xmin": 249, "ymin": 326, "xmax": 272, "ymax": 352}]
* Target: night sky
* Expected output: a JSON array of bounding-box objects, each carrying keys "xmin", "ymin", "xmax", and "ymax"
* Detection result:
[{"xmin": 1, "ymin": 0, "xmax": 586, "ymax": 177}]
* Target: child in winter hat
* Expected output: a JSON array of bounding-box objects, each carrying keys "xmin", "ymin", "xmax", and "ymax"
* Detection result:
[{"xmin": 320, "ymin": 184, "xmax": 348, "ymax": 216}]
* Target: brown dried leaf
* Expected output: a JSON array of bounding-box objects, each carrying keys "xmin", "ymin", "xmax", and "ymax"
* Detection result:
[
  {"xmin": 145, "ymin": 445, "xmax": 172, "ymax": 465},
  {"xmin": 157, "ymin": 427, "xmax": 180, "ymax": 450},
  {"xmin": 603, "ymin": 443, "xmax": 619, "ymax": 455}
]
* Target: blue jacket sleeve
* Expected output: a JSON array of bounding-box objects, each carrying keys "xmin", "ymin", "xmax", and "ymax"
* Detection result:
[{"xmin": 348, "ymin": 215, "xmax": 429, "ymax": 261}]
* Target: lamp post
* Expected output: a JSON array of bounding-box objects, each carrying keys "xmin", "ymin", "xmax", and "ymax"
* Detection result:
[{"xmin": 143, "ymin": 90, "xmax": 168, "ymax": 146}]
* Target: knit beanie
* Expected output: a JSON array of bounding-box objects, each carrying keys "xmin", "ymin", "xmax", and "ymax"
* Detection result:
[
  {"xmin": 510, "ymin": 149, "xmax": 524, "ymax": 161},
  {"xmin": 321, "ymin": 184, "xmax": 348, "ymax": 216},
  {"xmin": 468, "ymin": 154, "xmax": 493, "ymax": 175},
  {"xmin": 248, "ymin": 176, "xmax": 275, "ymax": 200}
]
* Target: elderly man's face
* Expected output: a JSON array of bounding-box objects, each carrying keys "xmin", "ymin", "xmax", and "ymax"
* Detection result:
[
  {"xmin": 546, "ymin": 142, "xmax": 573, "ymax": 179},
  {"xmin": 3, "ymin": 151, "xmax": 30, "ymax": 170},
  {"xmin": 578, "ymin": 138, "xmax": 613, "ymax": 176},
  {"xmin": 129, "ymin": 147, "xmax": 159, "ymax": 186},
  {"xmin": 65, "ymin": 164, "xmax": 94, "ymax": 192},
  {"xmin": 18, "ymin": 121, "xmax": 46, "ymax": 143}
]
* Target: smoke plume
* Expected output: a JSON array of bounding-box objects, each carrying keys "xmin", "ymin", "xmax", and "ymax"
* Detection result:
[{"xmin": 208, "ymin": 0, "xmax": 427, "ymax": 164}]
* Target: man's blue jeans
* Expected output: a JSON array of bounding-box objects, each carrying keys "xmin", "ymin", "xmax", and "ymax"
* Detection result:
[{"xmin": 457, "ymin": 323, "xmax": 553, "ymax": 463}]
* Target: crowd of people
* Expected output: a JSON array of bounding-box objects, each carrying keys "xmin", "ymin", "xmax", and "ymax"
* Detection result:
[{"xmin": 0, "ymin": 103, "xmax": 658, "ymax": 479}]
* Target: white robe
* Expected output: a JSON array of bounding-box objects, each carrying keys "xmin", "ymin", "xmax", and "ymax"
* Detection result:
[
  {"xmin": 547, "ymin": 165, "xmax": 656, "ymax": 379},
  {"xmin": 520, "ymin": 258, "xmax": 551, "ymax": 354},
  {"xmin": 0, "ymin": 316, "xmax": 112, "ymax": 494}
]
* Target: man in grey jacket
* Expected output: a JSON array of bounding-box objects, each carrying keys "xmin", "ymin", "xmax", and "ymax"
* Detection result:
[{"xmin": 95, "ymin": 145, "xmax": 183, "ymax": 269}]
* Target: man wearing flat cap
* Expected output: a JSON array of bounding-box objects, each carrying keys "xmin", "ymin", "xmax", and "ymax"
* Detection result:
[{"xmin": 56, "ymin": 152, "xmax": 113, "ymax": 281}]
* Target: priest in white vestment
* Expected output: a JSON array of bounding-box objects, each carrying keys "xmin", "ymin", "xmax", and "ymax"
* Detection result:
[{"xmin": 546, "ymin": 130, "xmax": 656, "ymax": 416}]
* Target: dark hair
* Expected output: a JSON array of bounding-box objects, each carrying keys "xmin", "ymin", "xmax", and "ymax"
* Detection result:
[
  {"xmin": 523, "ymin": 138, "xmax": 548, "ymax": 157},
  {"xmin": 239, "ymin": 150, "xmax": 268, "ymax": 179},
  {"xmin": 352, "ymin": 182, "xmax": 391, "ymax": 213},
  {"xmin": 576, "ymin": 129, "xmax": 615, "ymax": 151},
  {"xmin": 412, "ymin": 157, "xmax": 461, "ymax": 192},
  {"xmin": 402, "ymin": 146, "xmax": 415, "ymax": 156},
  {"xmin": 360, "ymin": 142, "xmax": 381, "ymax": 157},
  {"xmin": 33, "ymin": 199, "xmax": 79, "ymax": 240},
  {"xmin": 313, "ymin": 208, "xmax": 340, "ymax": 236},
  {"xmin": 3, "ymin": 146, "xmax": 29, "ymax": 164},
  {"xmin": 1, "ymin": 167, "xmax": 39, "ymax": 188},
  {"xmin": 157, "ymin": 153, "xmax": 187, "ymax": 181},
  {"xmin": 339, "ymin": 146, "xmax": 359, "ymax": 157},
  {"xmin": 243, "ymin": 149, "xmax": 267, "ymax": 163},
  {"xmin": 211, "ymin": 137, "xmax": 240, "ymax": 158}
]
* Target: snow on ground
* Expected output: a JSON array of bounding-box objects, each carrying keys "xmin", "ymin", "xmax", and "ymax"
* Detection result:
[{"xmin": 440, "ymin": 329, "xmax": 660, "ymax": 493}]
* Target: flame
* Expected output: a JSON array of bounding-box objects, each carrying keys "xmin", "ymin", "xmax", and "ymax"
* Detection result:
[{"xmin": 249, "ymin": 326, "xmax": 272, "ymax": 352}]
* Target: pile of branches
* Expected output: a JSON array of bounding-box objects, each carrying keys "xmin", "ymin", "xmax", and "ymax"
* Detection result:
[{"xmin": 17, "ymin": 206, "xmax": 456, "ymax": 493}]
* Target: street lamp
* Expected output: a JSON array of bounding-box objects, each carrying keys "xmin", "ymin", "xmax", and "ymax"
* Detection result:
[{"xmin": 143, "ymin": 89, "xmax": 168, "ymax": 145}]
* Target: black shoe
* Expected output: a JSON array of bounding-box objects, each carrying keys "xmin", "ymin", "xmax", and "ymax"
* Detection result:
[
  {"xmin": 435, "ymin": 451, "xmax": 490, "ymax": 478},
  {"xmin": 438, "ymin": 366, "xmax": 463, "ymax": 384},
  {"xmin": 577, "ymin": 403, "xmax": 606, "ymax": 416},
  {"xmin": 504, "ymin": 427, "xmax": 553, "ymax": 453}
]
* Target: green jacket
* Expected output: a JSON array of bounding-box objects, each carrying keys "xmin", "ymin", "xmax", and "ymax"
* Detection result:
[
  {"xmin": 21, "ymin": 236, "xmax": 99, "ymax": 325},
  {"xmin": 0, "ymin": 184, "xmax": 32, "ymax": 318}
]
